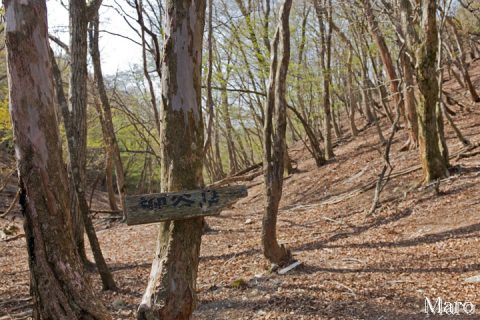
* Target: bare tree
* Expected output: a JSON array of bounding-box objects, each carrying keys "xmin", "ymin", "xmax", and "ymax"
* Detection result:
[{"xmin": 262, "ymin": 0, "xmax": 293, "ymax": 266}]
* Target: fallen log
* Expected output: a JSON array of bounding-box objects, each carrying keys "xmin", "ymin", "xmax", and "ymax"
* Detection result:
[{"xmin": 209, "ymin": 162, "xmax": 263, "ymax": 187}]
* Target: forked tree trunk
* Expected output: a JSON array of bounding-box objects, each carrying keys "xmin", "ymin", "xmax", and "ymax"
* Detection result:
[
  {"xmin": 4, "ymin": 1, "xmax": 111, "ymax": 318},
  {"xmin": 416, "ymin": 0, "xmax": 449, "ymax": 183},
  {"xmin": 137, "ymin": 1, "xmax": 207, "ymax": 319},
  {"xmin": 50, "ymin": 6, "xmax": 116, "ymax": 290},
  {"xmin": 50, "ymin": 23, "xmax": 116, "ymax": 292},
  {"xmin": 262, "ymin": 0, "xmax": 293, "ymax": 266}
]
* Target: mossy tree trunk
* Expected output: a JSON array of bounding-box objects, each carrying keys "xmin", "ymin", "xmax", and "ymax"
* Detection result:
[
  {"xmin": 416, "ymin": 0, "xmax": 449, "ymax": 183},
  {"xmin": 137, "ymin": 1, "xmax": 207, "ymax": 319},
  {"xmin": 4, "ymin": 0, "xmax": 111, "ymax": 318}
]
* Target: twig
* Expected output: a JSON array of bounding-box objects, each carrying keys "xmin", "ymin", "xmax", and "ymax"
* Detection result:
[
  {"xmin": 0, "ymin": 189, "xmax": 20, "ymax": 219},
  {"xmin": 2, "ymin": 234, "xmax": 25, "ymax": 242},
  {"xmin": 0, "ymin": 169, "xmax": 16, "ymax": 193},
  {"xmin": 368, "ymin": 88, "xmax": 403, "ymax": 216},
  {"xmin": 88, "ymin": 173, "xmax": 103, "ymax": 210},
  {"xmin": 330, "ymin": 280, "xmax": 357, "ymax": 297},
  {"xmin": 456, "ymin": 150, "xmax": 480, "ymax": 160},
  {"xmin": 90, "ymin": 209, "xmax": 123, "ymax": 214}
]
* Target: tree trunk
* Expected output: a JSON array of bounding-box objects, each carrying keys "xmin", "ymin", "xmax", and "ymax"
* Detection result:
[
  {"xmin": 314, "ymin": 0, "xmax": 335, "ymax": 160},
  {"xmin": 400, "ymin": 0, "xmax": 419, "ymax": 149},
  {"xmin": 105, "ymin": 151, "xmax": 119, "ymax": 211},
  {"xmin": 213, "ymin": 107, "xmax": 225, "ymax": 180},
  {"xmin": 220, "ymin": 81, "xmax": 239, "ymax": 174},
  {"xmin": 262, "ymin": 0, "xmax": 293, "ymax": 266},
  {"xmin": 92, "ymin": 89, "xmax": 118, "ymax": 212},
  {"xmin": 134, "ymin": 0, "xmax": 162, "ymax": 136},
  {"xmin": 363, "ymin": 0, "xmax": 406, "ymax": 134},
  {"xmin": 347, "ymin": 50, "xmax": 359, "ymax": 136},
  {"xmin": 203, "ymin": 0, "xmax": 214, "ymax": 153},
  {"xmin": 287, "ymin": 104, "xmax": 326, "ymax": 166},
  {"xmin": 4, "ymin": 1, "xmax": 111, "ymax": 318},
  {"xmin": 416, "ymin": 0, "xmax": 449, "ymax": 183},
  {"xmin": 89, "ymin": 14, "xmax": 127, "ymax": 219},
  {"xmin": 137, "ymin": 1, "xmax": 207, "ymax": 319},
  {"xmin": 54, "ymin": 0, "xmax": 116, "ymax": 289},
  {"xmin": 447, "ymin": 19, "xmax": 480, "ymax": 102},
  {"xmin": 68, "ymin": 0, "xmax": 90, "ymax": 266}
]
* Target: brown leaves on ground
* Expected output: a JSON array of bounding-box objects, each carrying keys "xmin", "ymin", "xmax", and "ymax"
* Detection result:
[{"xmin": 2, "ymin": 67, "xmax": 480, "ymax": 320}]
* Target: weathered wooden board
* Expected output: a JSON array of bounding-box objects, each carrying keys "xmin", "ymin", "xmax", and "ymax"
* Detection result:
[{"xmin": 126, "ymin": 185, "xmax": 248, "ymax": 225}]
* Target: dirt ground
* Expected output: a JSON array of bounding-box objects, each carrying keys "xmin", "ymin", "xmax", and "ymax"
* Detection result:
[{"xmin": 2, "ymin": 63, "xmax": 480, "ymax": 319}]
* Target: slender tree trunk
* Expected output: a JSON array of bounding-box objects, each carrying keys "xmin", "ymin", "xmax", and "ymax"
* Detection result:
[
  {"xmin": 314, "ymin": 0, "xmax": 335, "ymax": 159},
  {"xmin": 104, "ymin": 151, "xmax": 118, "ymax": 211},
  {"xmin": 363, "ymin": 0, "xmax": 407, "ymax": 134},
  {"xmin": 204, "ymin": 0, "xmax": 215, "ymax": 152},
  {"xmin": 93, "ymin": 94, "xmax": 119, "ymax": 211},
  {"xmin": 220, "ymin": 81, "xmax": 239, "ymax": 174},
  {"xmin": 262, "ymin": 0, "xmax": 293, "ymax": 266},
  {"xmin": 400, "ymin": 0, "xmax": 419, "ymax": 149},
  {"xmin": 213, "ymin": 107, "xmax": 225, "ymax": 180},
  {"xmin": 347, "ymin": 50, "xmax": 359, "ymax": 136},
  {"xmin": 416, "ymin": 0, "xmax": 448, "ymax": 183},
  {"xmin": 287, "ymin": 104, "xmax": 326, "ymax": 166},
  {"xmin": 57, "ymin": 0, "xmax": 116, "ymax": 289},
  {"xmin": 4, "ymin": 1, "xmax": 111, "ymax": 318},
  {"xmin": 137, "ymin": 1, "xmax": 207, "ymax": 318},
  {"xmin": 69, "ymin": 0, "xmax": 90, "ymax": 267},
  {"xmin": 135, "ymin": 0, "xmax": 161, "ymax": 136},
  {"xmin": 331, "ymin": 99, "xmax": 342, "ymax": 139},
  {"xmin": 89, "ymin": 14, "xmax": 127, "ymax": 219},
  {"xmin": 448, "ymin": 19, "xmax": 480, "ymax": 102}
]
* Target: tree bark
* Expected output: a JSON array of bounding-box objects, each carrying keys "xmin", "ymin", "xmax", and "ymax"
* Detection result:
[
  {"xmin": 137, "ymin": 1, "xmax": 207, "ymax": 319},
  {"xmin": 262, "ymin": 0, "xmax": 293, "ymax": 266},
  {"xmin": 4, "ymin": 1, "xmax": 111, "ymax": 318},
  {"xmin": 416, "ymin": 0, "xmax": 449, "ymax": 183}
]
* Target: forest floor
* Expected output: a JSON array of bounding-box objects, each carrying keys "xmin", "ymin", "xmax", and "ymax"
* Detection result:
[{"xmin": 2, "ymin": 61, "xmax": 480, "ymax": 319}]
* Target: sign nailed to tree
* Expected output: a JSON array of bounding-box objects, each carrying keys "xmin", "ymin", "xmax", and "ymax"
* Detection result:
[{"xmin": 126, "ymin": 185, "xmax": 248, "ymax": 225}]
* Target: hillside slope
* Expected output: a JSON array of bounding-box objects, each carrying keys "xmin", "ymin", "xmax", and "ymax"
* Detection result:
[{"xmin": 1, "ymin": 60, "xmax": 480, "ymax": 319}]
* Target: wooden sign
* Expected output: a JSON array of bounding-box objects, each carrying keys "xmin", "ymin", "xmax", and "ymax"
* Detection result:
[{"xmin": 126, "ymin": 185, "xmax": 248, "ymax": 226}]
